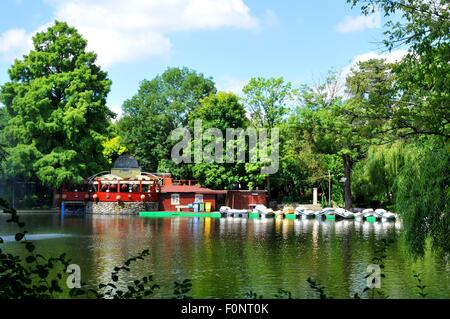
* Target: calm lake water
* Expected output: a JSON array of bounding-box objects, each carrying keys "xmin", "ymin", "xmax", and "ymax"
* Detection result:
[{"xmin": 1, "ymin": 213, "xmax": 449, "ymax": 299}]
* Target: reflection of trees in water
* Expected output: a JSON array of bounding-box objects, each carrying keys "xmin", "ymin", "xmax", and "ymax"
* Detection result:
[{"xmin": 73, "ymin": 215, "xmax": 449, "ymax": 298}]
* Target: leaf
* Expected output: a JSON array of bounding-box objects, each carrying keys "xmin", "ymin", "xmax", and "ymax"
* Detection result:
[
  {"xmin": 15, "ymin": 233, "xmax": 25, "ymax": 241},
  {"xmin": 25, "ymin": 242, "xmax": 35, "ymax": 252},
  {"xmin": 38, "ymin": 269, "xmax": 49, "ymax": 279},
  {"xmin": 26, "ymin": 256, "xmax": 36, "ymax": 263},
  {"xmin": 76, "ymin": 289, "xmax": 86, "ymax": 296}
]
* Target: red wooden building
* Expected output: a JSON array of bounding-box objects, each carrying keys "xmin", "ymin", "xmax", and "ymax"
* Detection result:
[
  {"xmin": 159, "ymin": 184, "xmax": 226, "ymax": 212},
  {"xmin": 225, "ymin": 190, "xmax": 268, "ymax": 210},
  {"xmin": 60, "ymin": 155, "xmax": 267, "ymax": 213}
]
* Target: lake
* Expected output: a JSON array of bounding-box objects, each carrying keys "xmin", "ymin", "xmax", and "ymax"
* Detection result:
[{"xmin": 1, "ymin": 213, "xmax": 449, "ymax": 298}]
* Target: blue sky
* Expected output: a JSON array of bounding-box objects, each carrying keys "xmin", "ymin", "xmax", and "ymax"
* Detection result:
[{"xmin": 0, "ymin": 0, "xmax": 406, "ymax": 116}]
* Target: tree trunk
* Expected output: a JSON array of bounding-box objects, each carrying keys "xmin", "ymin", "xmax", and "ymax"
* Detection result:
[
  {"xmin": 342, "ymin": 153, "xmax": 352, "ymax": 210},
  {"xmin": 266, "ymin": 175, "xmax": 271, "ymax": 197}
]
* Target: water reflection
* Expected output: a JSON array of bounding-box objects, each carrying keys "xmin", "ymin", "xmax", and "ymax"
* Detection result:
[{"xmin": 0, "ymin": 213, "xmax": 448, "ymax": 298}]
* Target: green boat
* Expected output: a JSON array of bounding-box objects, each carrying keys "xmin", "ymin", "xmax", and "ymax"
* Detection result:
[
  {"xmin": 249, "ymin": 212, "xmax": 260, "ymax": 219},
  {"xmin": 139, "ymin": 211, "xmax": 221, "ymax": 218},
  {"xmin": 366, "ymin": 216, "xmax": 377, "ymax": 223}
]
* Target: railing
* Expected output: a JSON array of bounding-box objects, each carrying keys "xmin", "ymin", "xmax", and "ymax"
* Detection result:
[{"xmin": 171, "ymin": 180, "xmax": 200, "ymax": 186}]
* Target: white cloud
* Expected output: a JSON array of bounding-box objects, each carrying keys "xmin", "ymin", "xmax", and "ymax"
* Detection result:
[
  {"xmin": 342, "ymin": 50, "xmax": 408, "ymax": 76},
  {"xmin": 0, "ymin": 23, "xmax": 56, "ymax": 62},
  {"xmin": 341, "ymin": 49, "xmax": 408, "ymax": 81},
  {"xmin": 335, "ymin": 8, "xmax": 381, "ymax": 33},
  {"xmin": 1, "ymin": 0, "xmax": 260, "ymax": 67},
  {"xmin": 352, "ymin": 50, "xmax": 408, "ymax": 64},
  {"xmin": 0, "ymin": 28, "xmax": 32, "ymax": 61},
  {"xmin": 53, "ymin": 0, "xmax": 259, "ymax": 66}
]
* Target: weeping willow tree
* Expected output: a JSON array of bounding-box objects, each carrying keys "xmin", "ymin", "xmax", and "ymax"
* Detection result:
[
  {"xmin": 395, "ymin": 137, "xmax": 449, "ymax": 256},
  {"xmin": 352, "ymin": 141, "xmax": 405, "ymax": 207},
  {"xmin": 353, "ymin": 137, "xmax": 449, "ymax": 256}
]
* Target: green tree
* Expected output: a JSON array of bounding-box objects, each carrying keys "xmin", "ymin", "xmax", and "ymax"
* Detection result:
[
  {"xmin": 0, "ymin": 107, "xmax": 8, "ymax": 162},
  {"xmin": 188, "ymin": 92, "xmax": 248, "ymax": 129},
  {"xmin": 347, "ymin": 0, "xmax": 450, "ymax": 138},
  {"xmin": 242, "ymin": 77, "xmax": 295, "ymax": 195},
  {"xmin": 118, "ymin": 67, "xmax": 216, "ymax": 172},
  {"xmin": 188, "ymin": 92, "xmax": 248, "ymax": 189},
  {"xmin": 352, "ymin": 137, "xmax": 449, "ymax": 255},
  {"xmin": 345, "ymin": 59, "xmax": 396, "ymax": 141},
  {"xmin": 274, "ymin": 119, "xmax": 328, "ymax": 202},
  {"xmin": 242, "ymin": 77, "xmax": 296, "ymax": 128},
  {"xmin": 0, "ymin": 21, "xmax": 113, "ymax": 188},
  {"xmin": 347, "ymin": 0, "xmax": 450, "ymax": 256},
  {"xmin": 297, "ymin": 74, "xmax": 369, "ymax": 209}
]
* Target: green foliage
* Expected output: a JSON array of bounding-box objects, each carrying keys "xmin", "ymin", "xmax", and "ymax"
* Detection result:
[
  {"xmin": 413, "ymin": 272, "xmax": 428, "ymax": 299},
  {"xmin": 242, "ymin": 162, "xmax": 267, "ymax": 190},
  {"xmin": 192, "ymin": 163, "xmax": 242, "ymax": 189},
  {"xmin": 347, "ymin": 0, "xmax": 450, "ymax": 138},
  {"xmin": 189, "ymin": 92, "xmax": 248, "ymax": 130},
  {"xmin": 274, "ymin": 288, "xmax": 292, "ymax": 299},
  {"xmin": 354, "ymin": 137, "xmax": 449, "ymax": 256},
  {"xmin": 73, "ymin": 249, "xmax": 161, "ymax": 299},
  {"xmin": 345, "ymin": 59, "xmax": 397, "ymax": 144},
  {"xmin": 242, "ymin": 77, "xmax": 296, "ymax": 128},
  {"xmin": 0, "ymin": 21, "xmax": 113, "ymax": 188},
  {"xmin": 306, "ymin": 277, "xmax": 332, "ymax": 299},
  {"xmin": 352, "ymin": 141, "xmax": 405, "ymax": 207},
  {"xmin": 188, "ymin": 92, "xmax": 248, "ymax": 189},
  {"xmin": 394, "ymin": 137, "xmax": 449, "ymax": 256},
  {"xmin": 173, "ymin": 279, "xmax": 193, "ymax": 299},
  {"xmin": 0, "ymin": 198, "xmax": 71, "ymax": 298},
  {"xmin": 0, "ymin": 197, "xmax": 192, "ymax": 300},
  {"xmin": 364, "ymin": 239, "xmax": 392, "ymax": 299},
  {"xmin": 295, "ymin": 72, "xmax": 374, "ymax": 208},
  {"xmin": 102, "ymin": 136, "xmax": 127, "ymax": 165},
  {"xmin": 118, "ymin": 67, "xmax": 216, "ymax": 172},
  {"xmin": 244, "ymin": 290, "xmax": 263, "ymax": 299},
  {"xmin": 0, "ymin": 107, "xmax": 7, "ymax": 163}
]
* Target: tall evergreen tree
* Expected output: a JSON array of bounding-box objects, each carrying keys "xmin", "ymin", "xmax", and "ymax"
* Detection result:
[{"xmin": 0, "ymin": 21, "xmax": 113, "ymax": 188}]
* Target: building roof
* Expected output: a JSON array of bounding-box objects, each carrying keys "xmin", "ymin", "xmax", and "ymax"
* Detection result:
[
  {"xmin": 160, "ymin": 185, "xmax": 227, "ymax": 195},
  {"xmin": 113, "ymin": 154, "xmax": 139, "ymax": 169}
]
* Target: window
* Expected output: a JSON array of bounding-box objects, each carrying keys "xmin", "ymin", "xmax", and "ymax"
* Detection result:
[
  {"xmin": 171, "ymin": 194, "xmax": 180, "ymax": 205},
  {"xmin": 194, "ymin": 194, "xmax": 203, "ymax": 203}
]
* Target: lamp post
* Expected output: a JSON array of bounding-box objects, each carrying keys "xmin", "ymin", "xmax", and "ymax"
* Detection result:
[{"xmin": 328, "ymin": 170, "xmax": 332, "ymax": 207}]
